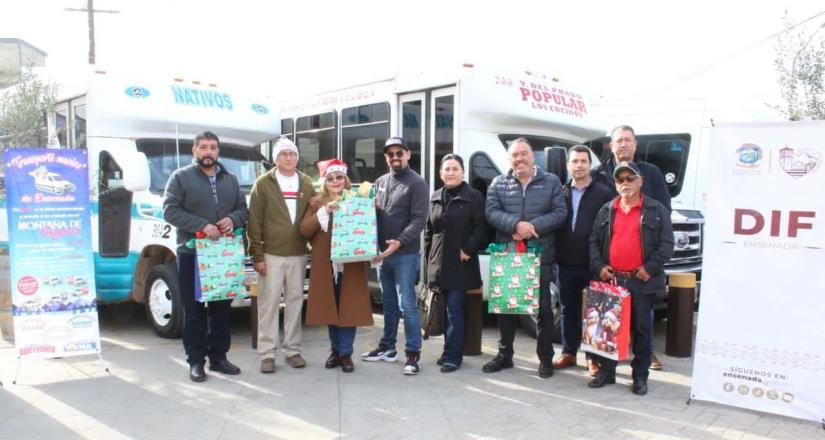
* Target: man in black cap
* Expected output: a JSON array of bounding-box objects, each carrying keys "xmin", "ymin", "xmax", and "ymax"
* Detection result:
[
  {"xmin": 361, "ymin": 137, "xmax": 429, "ymax": 375},
  {"xmin": 587, "ymin": 161, "xmax": 673, "ymax": 395}
]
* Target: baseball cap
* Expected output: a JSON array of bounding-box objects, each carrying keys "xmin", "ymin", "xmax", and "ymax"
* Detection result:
[
  {"xmin": 383, "ymin": 137, "xmax": 408, "ymax": 152},
  {"xmin": 613, "ymin": 161, "xmax": 641, "ymax": 179}
]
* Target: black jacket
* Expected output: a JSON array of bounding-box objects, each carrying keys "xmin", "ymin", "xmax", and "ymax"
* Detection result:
[
  {"xmin": 163, "ymin": 162, "xmax": 248, "ymax": 254},
  {"xmin": 375, "ymin": 166, "xmax": 430, "ymax": 254},
  {"xmin": 425, "ymin": 182, "xmax": 487, "ymax": 291},
  {"xmin": 592, "ymin": 156, "xmax": 672, "ymax": 211},
  {"xmin": 589, "ymin": 196, "xmax": 674, "ymax": 295},
  {"xmin": 485, "ymin": 166, "xmax": 567, "ymax": 266},
  {"xmin": 556, "ymin": 179, "xmax": 614, "ymax": 267}
]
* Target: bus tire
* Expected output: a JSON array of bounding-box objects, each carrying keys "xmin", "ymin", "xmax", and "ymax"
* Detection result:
[{"xmin": 144, "ymin": 263, "xmax": 183, "ymax": 339}]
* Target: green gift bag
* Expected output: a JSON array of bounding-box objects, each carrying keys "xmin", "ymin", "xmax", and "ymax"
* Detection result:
[
  {"xmin": 186, "ymin": 229, "xmax": 248, "ymax": 302},
  {"xmin": 330, "ymin": 187, "xmax": 378, "ymax": 263},
  {"xmin": 486, "ymin": 241, "xmax": 542, "ymax": 315}
]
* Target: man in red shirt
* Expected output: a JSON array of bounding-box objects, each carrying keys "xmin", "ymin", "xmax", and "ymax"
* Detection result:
[{"xmin": 587, "ymin": 162, "xmax": 673, "ymax": 396}]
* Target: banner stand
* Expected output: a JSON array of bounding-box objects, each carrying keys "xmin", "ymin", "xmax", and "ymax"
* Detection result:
[{"xmin": 11, "ymin": 351, "xmax": 111, "ymax": 385}]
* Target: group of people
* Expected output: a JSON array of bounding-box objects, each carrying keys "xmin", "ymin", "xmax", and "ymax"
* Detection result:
[{"xmin": 161, "ymin": 124, "xmax": 673, "ymax": 397}]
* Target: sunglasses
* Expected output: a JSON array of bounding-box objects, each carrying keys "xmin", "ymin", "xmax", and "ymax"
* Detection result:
[
  {"xmin": 385, "ymin": 150, "xmax": 405, "ymax": 159},
  {"xmin": 615, "ymin": 175, "xmax": 639, "ymax": 184},
  {"xmin": 325, "ymin": 174, "xmax": 345, "ymax": 182}
]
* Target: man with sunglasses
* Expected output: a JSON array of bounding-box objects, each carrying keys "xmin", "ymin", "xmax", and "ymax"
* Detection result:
[
  {"xmin": 587, "ymin": 161, "xmax": 673, "ymax": 395},
  {"xmin": 362, "ymin": 137, "xmax": 429, "ymax": 375},
  {"xmin": 592, "ymin": 125, "xmax": 671, "ymax": 372}
]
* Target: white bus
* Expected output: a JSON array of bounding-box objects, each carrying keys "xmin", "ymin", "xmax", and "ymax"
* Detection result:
[
  {"xmin": 275, "ymin": 64, "xmax": 703, "ymax": 334},
  {"xmin": 1, "ymin": 69, "xmax": 279, "ymax": 338}
]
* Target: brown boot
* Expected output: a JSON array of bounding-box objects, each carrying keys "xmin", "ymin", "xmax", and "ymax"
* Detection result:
[
  {"xmin": 340, "ymin": 355, "xmax": 354, "ymax": 373},
  {"xmin": 552, "ymin": 353, "xmax": 577, "ymax": 369}
]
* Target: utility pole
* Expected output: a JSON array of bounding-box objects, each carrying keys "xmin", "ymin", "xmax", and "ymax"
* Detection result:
[{"xmin": 65, "ymin": 0, "xmax": 119, "ymax": 65}]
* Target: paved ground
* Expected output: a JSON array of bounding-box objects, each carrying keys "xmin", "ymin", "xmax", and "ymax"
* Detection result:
[{"xmin": 0, "ymin": 305, "xmax": 821, "ymax": 440}]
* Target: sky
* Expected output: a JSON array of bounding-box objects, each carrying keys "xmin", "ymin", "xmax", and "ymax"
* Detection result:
[{"xmin": 2, "ymin": 0, "xmax": 824, "ymax": 122}]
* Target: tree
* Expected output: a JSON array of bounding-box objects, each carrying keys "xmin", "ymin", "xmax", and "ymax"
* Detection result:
[
  {"xmin": 773, "ymin": 13, "xmax": 825, "ymax": 121},
  {"xmin": 0, "ymin": 68, "xmax": 57, "ymax": 147}
]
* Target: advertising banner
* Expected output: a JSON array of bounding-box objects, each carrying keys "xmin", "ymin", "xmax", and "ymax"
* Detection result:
[
  {"xmin": 691, "ymin": 122, "xmax": 825, "ymax": 422},
  {"xmin": 3, "ymin": 148, "xmax": 101, "ymax": 358}
]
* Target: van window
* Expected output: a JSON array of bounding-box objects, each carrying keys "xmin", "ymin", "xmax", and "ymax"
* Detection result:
[
  {"xmin": 341, "ymin": 103, "xmax": 390, "ymax": 183},
  {"xmin": 73, "ymin": 103, "xmax": 87, "ymax": 148},
  {"xmin": 296, "ymin": 112, "xmax": 337, "ymax": 181},
  {"xmin": 499, "ymin": 134, "xmax": 575, "ymax": 171},
  {"xmin": 433, "ymin": 95, "xmax": 454, "ymax": 189}
]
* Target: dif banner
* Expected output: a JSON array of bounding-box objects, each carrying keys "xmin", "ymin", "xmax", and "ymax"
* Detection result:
[
  {"xmin": 691, "ymin": 122, "xmax": 825, "ymax": 422},
  {"xmin": 3, "ymin": 148, "xmax": 101, "ymax": 358}
]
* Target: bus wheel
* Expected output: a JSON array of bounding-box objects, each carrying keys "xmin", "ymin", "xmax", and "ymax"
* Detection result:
[{"xmin": 144, "ymin": 263, "xmax": 182, "ymax": 338}]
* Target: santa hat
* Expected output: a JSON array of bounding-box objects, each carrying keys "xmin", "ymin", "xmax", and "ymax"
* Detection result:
[
  {"xmin": 272, "ymin": 137, "xmax": 299, "ymax": 159},
  {"xmin": 318, "ymin": 158, "xmax": 348, "ymax": 178}
]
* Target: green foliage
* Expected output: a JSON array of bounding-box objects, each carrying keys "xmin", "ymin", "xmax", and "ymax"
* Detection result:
[
  {"xmin": 0, "ymin": 69, "xmax": 57, "ymax": 147},
  {"xmin": 773, "ymin": 14, "xmax": 825, "ymax": 121}
]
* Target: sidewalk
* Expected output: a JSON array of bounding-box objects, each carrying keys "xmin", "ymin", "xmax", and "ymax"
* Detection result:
[{"xmin": 0, "ymin": 306, "xmax": 820, "ymax": 440}]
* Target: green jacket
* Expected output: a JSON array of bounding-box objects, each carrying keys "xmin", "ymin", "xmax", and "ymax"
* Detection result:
[{"xmin": 247, "ymin": 168, "xmax": 316, "ymax": 261}]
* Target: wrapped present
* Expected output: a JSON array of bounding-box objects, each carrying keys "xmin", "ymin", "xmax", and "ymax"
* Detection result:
[
  {"xmin": 486, "ymin": 241, "xmax": 542, "ymax": 315},
  {"xmin": 580, "ymin": 281, "xmax": 631, "ymax": 361},
  {"xmin": 186, "ymin": 228, "xmax": 248, "ymax": 302},
  {"xmin": 330, "ymin": 184, "xmax": 378, "ymax": 263}
]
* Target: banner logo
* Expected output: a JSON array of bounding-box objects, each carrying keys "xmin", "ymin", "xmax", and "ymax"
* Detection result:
[
  {"xmin": 736, "ymin": 143, "xmax": 763, "ymax": 168},
  {"xmin": 778, "ymin": 146, "xmax": 819, "ymax": 178}
]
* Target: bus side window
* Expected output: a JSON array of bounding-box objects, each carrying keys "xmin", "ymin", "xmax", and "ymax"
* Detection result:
[
  {"xmin": 469, "ymin": 152, "xmax": 500, "ymax": 245},
  {"xmin": 98, "ymin": 151, "xmax": 132, "ymax": 257},
  {"xmin": 296, "ymin": 112, "xmax": 337, "ymax": 181},
  {"xmin": 341, "ymin": 103, "xmax": 390, "ymax": 183}
]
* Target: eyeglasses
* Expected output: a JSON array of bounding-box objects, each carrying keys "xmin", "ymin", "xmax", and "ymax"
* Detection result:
[
  {"xmin": 385, "ymin": 150, "xmax": 405, "ymax": 159},
  {"xmin": 325, "ymin": 174, "xmax": 345, "ymax": 182},
  {"xmin": 615, "ymin": 175, "xmax": 639, "ymax": 184}
]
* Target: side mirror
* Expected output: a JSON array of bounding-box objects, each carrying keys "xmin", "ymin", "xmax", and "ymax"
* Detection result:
[
  {"xmin": 121, "ymin": 151, "xmax": 150, "ymax": 192},
  {"xmin": 544, "ymin": 146, "xmax": 568, "ymax": 183}
]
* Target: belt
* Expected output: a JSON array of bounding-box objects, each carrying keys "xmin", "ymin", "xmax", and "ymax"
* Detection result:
[{"xmin": 614, "ymin": 270, "xmax": 637, "ymax": 279}]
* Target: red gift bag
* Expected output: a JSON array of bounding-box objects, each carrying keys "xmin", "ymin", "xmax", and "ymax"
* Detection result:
[{"xmin": 580, "ymin": 281, "xmax": 631, "ymax": 361}]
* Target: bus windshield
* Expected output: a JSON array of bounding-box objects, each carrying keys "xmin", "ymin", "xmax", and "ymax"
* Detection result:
[
  {"xmin": 137, "ymin": 139, "xmax": 267, "ymax": 194},
  {"xmin": 499, "ymin": 134, "xmax": 595, "ymax": 170}
]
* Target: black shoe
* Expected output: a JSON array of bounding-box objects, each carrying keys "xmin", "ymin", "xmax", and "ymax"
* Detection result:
[
  {"xmin": 538, "ymin": 361, "xmax": 554, "ymax": 378},
  {"xmin": 189, "ymin": 362, "xmax": 207, "ymax": 382},
  {"xmin": 482, "ymin": 354, "xmax": 514, "ymax": 373},
  {"xmin": 436, "ymin": 356, "xmax": 444, "ymax": 366},
  {"xmin": 588, "ymin": 374, "xmax": 616, "ymax": 388},
  {"xmin": 632, "ymin": 378, "xmax": 648, "ymax": 396},
  {"xmin": 325, "ymin": 351, "xmax": 341, "ymax": 369},
  {"xmin": 403, "ymin": 351, "xmax": 421, "ymax": 375},
  {"xmin": 440, "ymin": 363, "xmax": 459, "ymax": 373},
  {"xmin": 209, "ymin": 359, "xmax": 241, "ymax": 375}
]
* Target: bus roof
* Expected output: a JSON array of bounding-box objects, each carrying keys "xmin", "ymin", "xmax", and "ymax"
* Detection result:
[{"xmin": 76, "ymin": 70, "xmax": 280, "ymax": 146}]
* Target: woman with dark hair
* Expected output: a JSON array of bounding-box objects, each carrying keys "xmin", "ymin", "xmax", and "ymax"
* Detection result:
[
  {"xmin": 299, "ymin": 159, "xmax": 373, "ymax": 373},
  {"xmin": 425, "ymin": 154, "xmax": 488, "ymax": 372}
]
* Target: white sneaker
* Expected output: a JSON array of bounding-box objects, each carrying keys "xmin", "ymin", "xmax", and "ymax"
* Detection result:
[{"xmin": 360, "ymin": 344, "xmax": 398, "ymax": 362}]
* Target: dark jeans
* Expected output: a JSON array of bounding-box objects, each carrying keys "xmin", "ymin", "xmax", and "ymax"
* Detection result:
[
  {"xmin": 378, "ymin": 252, "xmax": 422, "ymax": 352},
  {"xmin": 595, "ymin": 276, "xmax": 654, "ymax": 380},
  {"xmin": 328, "ymin": 273, "xmax": 356, "ymax": 356},
  {"xmin": 177, "ymin": 252, "xmax": 231, "ymax": 366},
  {"xmin": 558, "ymin": 264, "xmax": 591, "ymax": 356},
  {"xmin": 498, "ymin": 266, "xmax": 555, "ymax": 362},
  {"xmin": 441, "ymin": 289, "xmax": 465, "ymax": 366}
]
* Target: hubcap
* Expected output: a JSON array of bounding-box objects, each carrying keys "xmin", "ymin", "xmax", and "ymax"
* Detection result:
[{"xmin": 148, "ymin": 278, "xmax": 173, "ymax": 327}]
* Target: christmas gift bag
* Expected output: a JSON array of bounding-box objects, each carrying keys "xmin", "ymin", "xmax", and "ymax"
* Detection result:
[
  {"xmin": 580, "ymin": 281, "xmax": 631, "ymax": 361},
  {"xmin": 330, "ymin": 183, "xmax": 378, "ymax": 263},
  {"xmin": 486, "ymin": 241, "xmax": 542, "ymax": 315},
  {"xmin": 187, "ymin": 228, "xmax": 248, "ymax": 302}
]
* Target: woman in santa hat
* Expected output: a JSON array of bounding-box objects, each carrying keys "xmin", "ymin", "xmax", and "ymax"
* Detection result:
[{"xmin": 299, "ymin": 159, "xmax": 373, "ymax": 372}]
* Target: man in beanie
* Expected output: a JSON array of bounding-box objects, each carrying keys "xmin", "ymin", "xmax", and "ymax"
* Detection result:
[
  {"xmin": 248, "ymin": 136, "xmax": 316, "ymax": 373},
  {"xmin": 361, "ymin": 136, "xmax": 429, "ymax": 375}
]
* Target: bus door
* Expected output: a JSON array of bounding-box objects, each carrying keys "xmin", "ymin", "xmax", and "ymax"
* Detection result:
[{"xmin": 398, "ymin": 87, "xmax": 456, "ymax": 190}]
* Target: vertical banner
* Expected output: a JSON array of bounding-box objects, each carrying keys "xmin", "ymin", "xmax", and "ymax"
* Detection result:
[
  {"xmin": 3, "ymin": 148, "xmax": 101, "ymax": 358},
  {"xmin": 691, "ymin": 122, "xmax": 825, "ymax": 422}
]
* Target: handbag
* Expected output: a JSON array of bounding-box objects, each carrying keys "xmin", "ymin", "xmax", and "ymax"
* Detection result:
[
  {"xmin": 580, "ymin": 280, "xmax": 632, "ymax": 361},
  {"xmin": 416, "ymin": 283, "xmax": 445, "ymax": 339}
]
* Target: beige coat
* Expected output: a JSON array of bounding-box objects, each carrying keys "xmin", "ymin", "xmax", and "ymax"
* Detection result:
[{"xmin": 299, "ymin": 199, "xmax": 374, "ymax": 327}]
